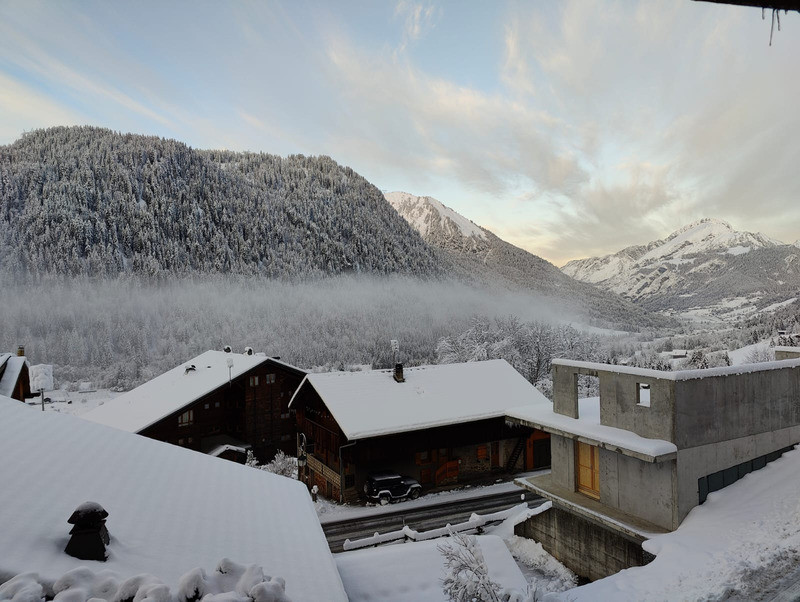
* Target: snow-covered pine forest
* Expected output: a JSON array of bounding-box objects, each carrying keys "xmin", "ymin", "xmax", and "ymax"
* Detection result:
[{"xmin": 0, "ymin": 126, "xmax": 438, "ymax": 277}]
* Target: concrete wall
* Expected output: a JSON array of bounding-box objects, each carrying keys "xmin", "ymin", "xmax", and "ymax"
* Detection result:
[
  {"xmin": 674, "ymin": 365, "xmax": 800, "ymax": 449},
  {"xmin": 598, "ymin": 374, "xmax": 675, "ymax": 442},
  {"xmin": 552, "ymin": 363, "xmax": 676, "ymax": 441},
  {"xmin": 775, "ymin": 348, "xmax": 800, "ymax": 361},
  {"xmin": 675, "ymin": 424, "xmax": 800, "ymax": 522},
  {"xmin": 515, "ymin": 507, "xmax": 654, "ymax": 582},
  {"xmin": 599, "ymin": 449, "xmax": 676, "ymax": 530},
  {"xmin": 550, "ymin": 434, "xmax": 575, "ymax": 491}
]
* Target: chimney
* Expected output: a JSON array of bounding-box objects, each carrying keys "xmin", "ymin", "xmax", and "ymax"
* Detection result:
[
  {"xmin": 65, "ymin": 502, "xmax": 110, "ymax": 561},
  {"xmin": 16, "ymin": 345, "xmax": 24, "ymax": 357},
  {"xmin": 393, "ymin": 363, "xmax": 405, "ymax": 383}
]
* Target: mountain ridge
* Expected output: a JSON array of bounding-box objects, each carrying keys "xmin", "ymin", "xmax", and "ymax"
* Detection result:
[
  {"xmin": 386, "ymin": 191, "xmax": 670, "ymax": 330},
  {"xmin": 561, "ymin": 218, "xmax": 799, "ymax": 322}
]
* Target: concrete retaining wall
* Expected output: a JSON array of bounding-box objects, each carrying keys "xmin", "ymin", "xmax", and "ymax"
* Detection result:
[{"xmin": 515, "ymin": 506, "xmax": 654, "ymax": 582}]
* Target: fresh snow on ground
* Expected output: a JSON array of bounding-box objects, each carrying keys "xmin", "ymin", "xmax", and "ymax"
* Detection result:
[
  {"xmin": 505, "ymin": 536, "xmax": 577, "ymax": 595},
  {"xmin": 30, "ymin": 387, "xmax": 121, "ymax": 415},
  {"xmin": 563, "ymin": 446, "xmax": 800, "ymax": 601},
  {"xmin": 335, "ymin": 535, "xmax": 526, "ymax": 601}
]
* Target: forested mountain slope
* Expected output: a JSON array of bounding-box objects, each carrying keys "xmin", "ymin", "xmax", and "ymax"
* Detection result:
[
  {"xmin": 387, "ymin": 192, "xmax": 669, "ymax": 329},
  {"xmin": 0, "ymin": 127, "xmax": 439, "ymax": 277}
]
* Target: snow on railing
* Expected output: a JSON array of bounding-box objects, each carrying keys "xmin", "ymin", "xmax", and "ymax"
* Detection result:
[{"xmin": 342, "ymin": 501, "xmax": 551, "ymax": 552}]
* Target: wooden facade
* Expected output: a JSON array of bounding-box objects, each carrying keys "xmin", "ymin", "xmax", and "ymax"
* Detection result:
[
  {"xmin": 292, "ymin": 382, "xmax": 551, "ymax": 503},
  {"xmin": 140, "ymin": 358, "xmax": 304, "ymax": 462}
]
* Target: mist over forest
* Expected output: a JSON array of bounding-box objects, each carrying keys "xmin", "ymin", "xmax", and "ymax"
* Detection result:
[{"xmin": 1, "ymin": 275, "xmax": 609, "ymax": 391}]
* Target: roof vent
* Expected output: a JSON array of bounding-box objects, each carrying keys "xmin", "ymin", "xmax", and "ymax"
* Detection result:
[
  {"xmin": 244, "ymin": 347, "xmax": 254, "ymax": 356},
  {"xmin": 223, "ymin": 345, "xmax": 232, "ymax": 353},
  {"xmin": 65, "ymin": 502, "xmax": 109, "ymax": 561},
  {"xmin": 393, "ymin": 363, "xmax": 405, "ymax": 383}
]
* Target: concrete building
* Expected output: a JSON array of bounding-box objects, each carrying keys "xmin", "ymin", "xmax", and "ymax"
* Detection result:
[
  {"xmin": 507, "ymin": 357, "xmax": 800, "ymax": 580},
  {"xmin": 774, "ymin": 346, "xmax": 800, "ymax": 361}
]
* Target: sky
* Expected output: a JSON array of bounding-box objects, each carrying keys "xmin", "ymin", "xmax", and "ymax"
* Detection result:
[{"xmin": 0, "ymin": 0, "xmax": 798, "ymax": 266}]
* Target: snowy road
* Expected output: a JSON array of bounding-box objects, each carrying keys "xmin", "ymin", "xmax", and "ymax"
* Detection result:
[{"xmin": 322, "ymin": 489, "xmax": 544, "ymax": 552}]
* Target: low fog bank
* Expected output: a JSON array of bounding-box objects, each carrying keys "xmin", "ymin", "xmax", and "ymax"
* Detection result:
[{"xmin": 1, "ymin": 274, "xmax": 602, "ymax": 390}]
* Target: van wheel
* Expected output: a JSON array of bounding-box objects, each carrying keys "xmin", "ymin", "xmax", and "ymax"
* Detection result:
[
  {"xmin": 410, "ymin": 488, "xmax": 420, "ymax": 500},
  {"xmin": 379, "ymin": 494, "xmax": 390, "ymax": 506}
]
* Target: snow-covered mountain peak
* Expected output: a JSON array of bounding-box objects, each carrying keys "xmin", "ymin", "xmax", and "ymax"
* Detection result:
[
  {"xmin": 638, "ymin": 218, "xmax": 780, "ymax": 263},
  {"xmin": 385, "ymin": 191, "xmax": 487, "ymax": 241}
]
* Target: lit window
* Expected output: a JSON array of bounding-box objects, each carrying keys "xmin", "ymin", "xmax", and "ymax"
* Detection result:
[{"xmin": 178, "ymin": 409, "xmax": 194, "ymax": 427}]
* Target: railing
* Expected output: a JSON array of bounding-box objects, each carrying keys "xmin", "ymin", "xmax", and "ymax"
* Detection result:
[{"xmin": 342, "ymin": 501, "xmax": 552, "ymax": 551}]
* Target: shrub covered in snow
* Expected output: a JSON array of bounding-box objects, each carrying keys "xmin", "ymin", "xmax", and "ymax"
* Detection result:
[{"xmin": 245, "ymin": 450, "xmax": 298, "ymax": 480}]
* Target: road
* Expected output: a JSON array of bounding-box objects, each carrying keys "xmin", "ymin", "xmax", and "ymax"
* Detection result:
[{"xmin": 321, "ymin": 488, "xmax": 544, "ymax": 552}]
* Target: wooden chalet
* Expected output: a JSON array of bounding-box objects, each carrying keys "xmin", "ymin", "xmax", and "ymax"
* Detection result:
[
  {"xmin": 0, "ymin": 348, "xmax": 32, "ymax": 402},
  {"xmin": 83, "ymin": 349, "xmax": 305, "ymax": 462},
  {"xmin": 289, "ymin": 359, "xmax": 552, "ymax": 503}
]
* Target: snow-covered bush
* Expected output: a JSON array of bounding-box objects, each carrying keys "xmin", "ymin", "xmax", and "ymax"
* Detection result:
[
  {"xmin": 439, "ymin": 531, "xmax": 502, "ymax": 602},
  {"xmin": 745, "ymin": 346, "xmax": 774, "ymax": 364},
  {"xmin": 246, "ymin": 450, "xmax": 298, "ymax": 480}
]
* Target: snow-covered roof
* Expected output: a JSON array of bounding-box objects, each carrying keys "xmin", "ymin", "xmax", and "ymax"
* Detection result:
[
  {"xmin": 0, "ymin": 353, "xmax": 27, "ymax": 398},
  {"xmin": 507, "ymin": 397, "xmax": 677, "ymax": 462},
  {"xmin": 83, "ymin": 350, "xmax": 303, "ymax": 433},
  {"xmin": 0, "ymin": 396, "xmax": 346, "ymax": 600},
  {"xmin": 553, "ymin": 357, "xmax": 800, "ymax": 382},
  {"xmin": 290, "ymin": 359, "xmax": 549, "ymax": 440}
]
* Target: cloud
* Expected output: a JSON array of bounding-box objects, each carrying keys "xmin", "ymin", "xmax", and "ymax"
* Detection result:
[
  {"xmin": 394, "ymin": 1, "xmax": 440, "ymax": 52},
  {"xmin": 324, "ymin": 34, "xmax": 587, "ymax": 200}
]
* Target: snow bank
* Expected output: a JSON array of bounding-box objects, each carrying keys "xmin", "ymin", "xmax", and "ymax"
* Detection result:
[
  {"xmin": 0, "ymin": 559, "xmax": 291, "ymax": 602},
  {"xmin": 566, "ymin": 446, "xmax": 800, "ymax": 600},
  {"xmin": 336, "ymin": 535, "xmax": 526, "ymax": 602}
]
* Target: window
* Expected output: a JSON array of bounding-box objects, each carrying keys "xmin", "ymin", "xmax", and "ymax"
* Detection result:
[
  {"xmin": 637, "ymin": 383, "xmax": 651, "ymax": 407},
  {"xmin": 280, "ymin": 412, "xmax": 290, "ymax": 419},
  {"xmin": 204, "ymin": 403, "xmax": 209, "ymax": 410},
  {"xmin": 476, "ymin": 444, "xmax": 488, "ymax": 461},
  {"xmin": 178, "ymin": 410, "xmax": 193, "ymax": 427},
  {"xmin": 344, "ymin": 474, "xmax": 355, "ymax": 489},
  {"xmin": 249, "ymin": 375, "xmax": 259, "ymax": 387},
  {"xmin": 178, "ymin": 438, "xmax": 185, "ymax": 445},
  {"xmin": 215, "ymin": 401, "xmax": 220, "ymax": 408},
  {"xmin": 415, "ymin": 450, "xmax": 430, "ymax": 465},
  {"xmin": 266, "ymin": 373, "xmax": 276, "ymax": 384}
]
